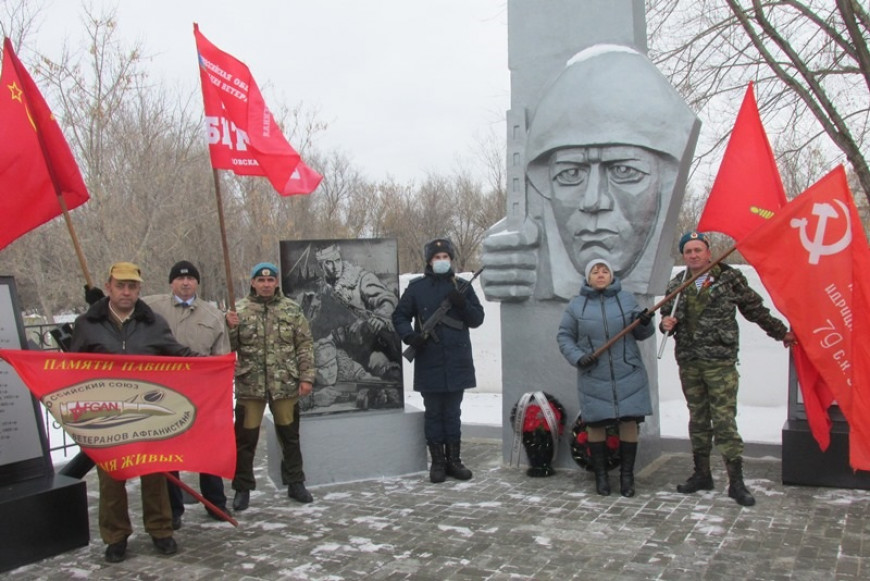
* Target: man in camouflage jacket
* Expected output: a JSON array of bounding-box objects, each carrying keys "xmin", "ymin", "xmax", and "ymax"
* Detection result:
[
  {"xmin": 225, "ymin": 262, "xmax": 316, "ymax": 510},
  {"xmin": 660, "ymin": 232, "xmax": 795, "ymax": 507}
]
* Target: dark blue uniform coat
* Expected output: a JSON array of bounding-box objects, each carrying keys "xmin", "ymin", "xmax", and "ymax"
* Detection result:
[{"xmin": 392, "ymin": 269, "xmax": 485, "ymax": 393}]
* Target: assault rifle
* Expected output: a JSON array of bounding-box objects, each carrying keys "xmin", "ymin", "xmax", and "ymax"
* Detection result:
[{"xmin": 402, "ymin": 267, "xmax": 484, "ymax": 362}]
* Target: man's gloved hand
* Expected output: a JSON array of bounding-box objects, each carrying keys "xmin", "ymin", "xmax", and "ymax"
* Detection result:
[
  {"xmin": 406, "ymin": 333, "xmax": 427, "ymax": 349},
  {"xmin": 636, "ymin": 308, "xmax": 654, "ymax": 326},
  {"xmin": 578, "ymin": 354, "xmax": 597, "ymax": 369},
  {"xmin": 447, "ymin": 289, "xmax": 466, "ymax": 308},
  {"xmin": 84, "ymin": 285, "xmax": 105, "ymax": 306}
]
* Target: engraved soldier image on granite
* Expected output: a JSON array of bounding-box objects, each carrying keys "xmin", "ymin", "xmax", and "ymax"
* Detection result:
[
  {"xmin": 482, "ymin": 43, "xmax": 699, "ymax": 300},
  {"xmin": 280, "ymin": 239, "xmax": 403, "ymax": 415}
]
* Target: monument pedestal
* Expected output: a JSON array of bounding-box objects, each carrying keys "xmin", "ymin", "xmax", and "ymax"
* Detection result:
[
  {"xmin": 782, "ymin": 419, "xmax": 870, "ymax": 489},
  {"xmin": 266, "ymin": 405, "xmax": 426, "ymax": 487},
  {"xmin": 0, "ymin": 474, "xmax": 89, "ymax": 573}
]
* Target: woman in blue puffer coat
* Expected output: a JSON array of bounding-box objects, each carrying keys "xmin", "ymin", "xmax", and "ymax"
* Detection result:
[{"xmin": 557, "ymin": 258, "xmax": 654, "ymax": 497}]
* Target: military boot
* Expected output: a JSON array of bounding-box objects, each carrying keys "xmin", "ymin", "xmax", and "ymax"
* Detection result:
[
  {"xmin": 445, "ymin": 441, "xmax": 473, "ymax": 480},
  {"xmin": 588, "ymin": 441, "xmax": 611, "ymax": 496},
  {"xmin": 428, "ymin": 443, "xmax": 447, "ymax": 483},
  {"xmin": 619, "ymin": 441, "xmax": 638, "ymax": 497},
  {"xmin": 676, "ymin": 453, "xmax": 714, "ymax": 494},
  {"xmin": 725, "ymin": 456, "xmax": 756, "ymax": 507}
]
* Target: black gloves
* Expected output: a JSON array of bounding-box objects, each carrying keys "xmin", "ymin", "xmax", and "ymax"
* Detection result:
[
  {"xmin": 578, "ymin": 354, "xmax": 597, "ymax": 369},
  {"xmin": 84, "ymin": 285, "xmax": 105, "ymax": 306},
  {"xmin": 447, "ymin": 288, "xmax": 466, "ymax": 308},
  {"xmin": 406, "ymin": 333, "xmax": 427, "ymax": 349},
  {"xmin": 635, "ymin": 308, "xmax": 654, "ymax": 326}
]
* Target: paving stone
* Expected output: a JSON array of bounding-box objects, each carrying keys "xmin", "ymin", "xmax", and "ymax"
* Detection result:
[{"xmin": 5, "ymin": 439, "xmax": 870, "ymax": 580}]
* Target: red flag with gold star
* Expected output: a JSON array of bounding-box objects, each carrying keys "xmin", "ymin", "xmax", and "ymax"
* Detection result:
[{"xmin": 0, "ymin": 38, "xmax": 89, "ymax": 250}]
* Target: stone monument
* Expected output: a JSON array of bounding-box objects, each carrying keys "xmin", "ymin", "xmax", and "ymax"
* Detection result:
[{"xmin": 483, "ymin": 0, "xmax": 700, "ymax": 471}]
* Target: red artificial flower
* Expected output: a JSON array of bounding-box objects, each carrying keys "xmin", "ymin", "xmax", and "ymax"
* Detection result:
[
  {"xmin": 522, "ymin": 403, "xmax": 563, "ymax": 434},
  {"xmin": 606, "ymin": 435, "xmax": 620, "ymax": 450}
]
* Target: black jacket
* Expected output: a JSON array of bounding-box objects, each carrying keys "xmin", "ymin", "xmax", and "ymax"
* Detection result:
[{"xmin": 70, "ymin": 297, "xmax": 198, "ymax": 356}]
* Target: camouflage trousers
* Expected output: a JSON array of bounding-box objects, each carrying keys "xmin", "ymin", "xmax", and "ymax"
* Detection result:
[{"xmin": 678, "ymin": 359, "xmax": 744, "ymax": 461}]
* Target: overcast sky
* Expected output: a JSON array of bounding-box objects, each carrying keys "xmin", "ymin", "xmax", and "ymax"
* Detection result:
[{"xmin": 34, "ymin": 0, "xmax": 510, "ymax": 183}]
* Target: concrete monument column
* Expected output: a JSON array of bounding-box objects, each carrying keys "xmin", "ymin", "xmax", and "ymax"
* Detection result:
[{"xmin": 483, "ymin": 0, "xmax": 700, "ymax": 471}]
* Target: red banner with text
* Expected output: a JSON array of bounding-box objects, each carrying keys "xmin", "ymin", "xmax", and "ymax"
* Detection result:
[
  {"xmin": 193, "ymin": 24, "xmax": 322, "ymax": 195},
  {"xmin": 0, "ymin": 350, "xmax": 236, "ymax": 480}
]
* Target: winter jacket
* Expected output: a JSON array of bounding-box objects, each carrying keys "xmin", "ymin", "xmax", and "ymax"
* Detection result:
[
  {"xmin": 70, "ymin": 297, "xmax": 199, "ymax": 356},
  {"xmin": 557, "ymin": 278, "xmax": 654, "ymax": 423},
  {"xmin": 660, "ymin": 263, "xmax": 788, "ymax": 365},
  {"xmin": 229, "ymin": 292, "xmax": 316, "ymax": 401},
  {"xmin": 392, "ymin": 268, "xmax": 485, "ymax": 393},
  {"xmin": 143, "ymin": 294, "xmax": 231, "ymax": 356}
]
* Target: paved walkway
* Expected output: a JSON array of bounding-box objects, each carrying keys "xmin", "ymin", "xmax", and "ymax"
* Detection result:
[{"xmin": 7, "ymin": 438, "xmax": 870, "ymax": 580}]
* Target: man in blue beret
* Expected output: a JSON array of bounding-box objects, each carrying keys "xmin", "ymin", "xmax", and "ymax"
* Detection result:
[
  {"xmin": 660, "ymin": 231, "xmax": 795, "ymax": 506},
  {"xmin": 225, "ymin": 262, "xmax": 316, "ymax": 509}
]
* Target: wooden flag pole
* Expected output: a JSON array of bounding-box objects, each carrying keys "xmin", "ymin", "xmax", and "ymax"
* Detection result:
[
  {"xmin": 590, "ymin": 246, "xmax": 737, "ymax": 360},
  {"xmin": 163, "ymin": 471, "xmax": 238, "ymax": 527},
  {"xmin": 211, "ymin": 169, "xmax": 236, "ymax": 311},
  {"xmin": 56, "ymin": 193, "xmax": 94, "ymax": 288}
]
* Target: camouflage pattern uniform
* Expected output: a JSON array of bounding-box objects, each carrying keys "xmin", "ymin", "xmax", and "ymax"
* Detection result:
[
  {"xmin": 660, "ymin": 263, "xmax": 788, "ymax": 460},
  {"xmin": 229, "ymin": 292, "xmax": 315, "ymax": 490}
]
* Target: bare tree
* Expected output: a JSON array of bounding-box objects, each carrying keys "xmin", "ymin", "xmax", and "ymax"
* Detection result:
[{"xmin": 648, "ymin": 0, "xmax": 870, "ymax": 205}]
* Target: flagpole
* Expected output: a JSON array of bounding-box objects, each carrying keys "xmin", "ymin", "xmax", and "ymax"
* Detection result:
[
  {"xmin": 163, "ymin": 471, "xmax": 238, "ymax": 527},
  {"xmin": 55, "ymin": 194, "xmax": 94, "ymax": 288},
  {"xmin": 590, "ymin": 246, "xmax": 737, "ymax": 360},
  {"xmin": 212, "ymin": 169, "xmax": 236, "ymax": 311},
  {"xmin": 6, "ymin": 40, "xmax": 94, "ymax": 287}
]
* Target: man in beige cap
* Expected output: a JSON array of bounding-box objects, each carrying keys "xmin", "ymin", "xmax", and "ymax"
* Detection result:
[{"xmin": 71, "ymin": 262, "xmax": 199, "ymax": 563}]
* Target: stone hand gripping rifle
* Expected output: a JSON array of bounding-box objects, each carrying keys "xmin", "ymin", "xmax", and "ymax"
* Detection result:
[{"xmin": 402, "ymin": 267, "xmax": 484, "ymax": 363}]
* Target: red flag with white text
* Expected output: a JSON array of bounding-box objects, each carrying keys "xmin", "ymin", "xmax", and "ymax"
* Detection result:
[
  {"xmin": 698, "ymin": 82, "xmax": 786, "ymax": 240},
  {"xmin": 193, "ymin": 24, "xmax": 321, "ymax": 195},
  {"xmin": 738, "ymin": 166, "xmax": 870, "ymax": 470},
  {"xmin": 0, "ymin": 38, "xmax": 89, "ymax": 250},
  {"xmin": 0, "ymin": 350, "xmax": 237, "ymax": 480}
]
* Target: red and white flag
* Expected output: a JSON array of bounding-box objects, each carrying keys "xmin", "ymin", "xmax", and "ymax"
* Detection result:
[
  {"xmin": 698, "ymin": 82, "xmax": 786, "ymax": 240},
  {"xmin": 696, "ymin": 83, "xmax": 840, "ymax": 453},
  {"xmin": 0, "ymin": 38, "xmax": 89, "ymax": 250},
  {"xmin": 738, "ymin": 166, "xmax": 870, "ymax": 470},
  {"xmin": 0, "ymin": 350, "xmax": 237, "ymax": 480},
  {"xmin": 193, "ymin": 24, "xmax": 321, "ymax": 195}
]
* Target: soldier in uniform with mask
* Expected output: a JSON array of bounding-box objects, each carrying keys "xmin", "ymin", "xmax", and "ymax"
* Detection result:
[{"xmin": 392, "ymin": 239, "xmax": 485, "ymax": 483}]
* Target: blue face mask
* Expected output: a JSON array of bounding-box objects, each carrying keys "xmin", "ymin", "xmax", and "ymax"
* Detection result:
[{"xmin": 432, "ymin": 259, "xmax": 451, "ymax": 274}]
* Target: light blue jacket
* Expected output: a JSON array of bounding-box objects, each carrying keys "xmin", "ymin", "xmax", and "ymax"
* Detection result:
[{"xmin": 557, "ymin": 278, "xmax": 654, "ymax": 423}]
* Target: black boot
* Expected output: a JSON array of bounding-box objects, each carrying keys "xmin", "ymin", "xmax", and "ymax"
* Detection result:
[
  {"xmin": 445, "ymin": 441, "xmax": 473, "ymax": 480},
  {"xmin": 588, "ymin": 441, "xmax": 611, "ymax": 496},
  {"xmin": 676, "ymin": 453, "xmax": 714, "ymax": 494},
  {"xmin": 428, "ymin": 443, "xmax": 447, "ymax": 483},
  {"xmin": 725, "ymin": 457, "xmax": 756, "ymax": 507},
  {"xmin": 619, "ymin": 441, "xmax": 638, "ymax": 497}
]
